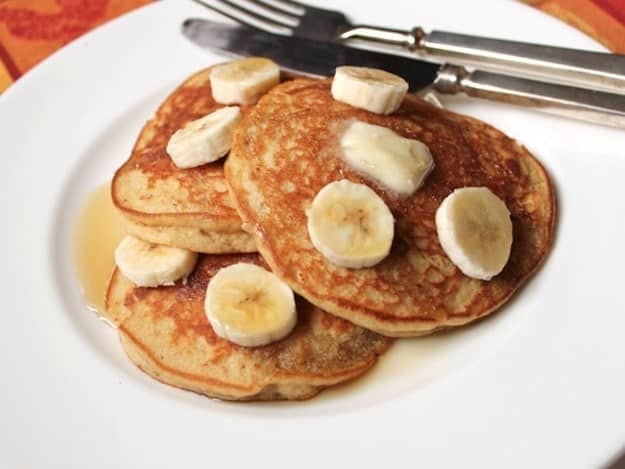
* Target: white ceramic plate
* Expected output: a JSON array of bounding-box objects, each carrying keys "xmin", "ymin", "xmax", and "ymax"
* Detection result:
[{"xmin": 2, "ymin": 0, "xmax": 624, "ymax": 467}]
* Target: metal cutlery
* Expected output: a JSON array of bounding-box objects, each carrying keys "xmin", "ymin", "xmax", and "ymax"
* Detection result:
[
  {"xmin": 192, "ymin": 0, "xmax": 625, "ymax": 91},
  {"xmin": 182, "ymin": 18, "xmax": 625, "ymax": 128}
]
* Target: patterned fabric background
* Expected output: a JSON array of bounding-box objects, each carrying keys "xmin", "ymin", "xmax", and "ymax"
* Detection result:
[
  {"xmin": 0, "ymin": 0, "xmax": 624, "ymax": 93},
  {"xmin": 0, "ymin": 0, "xmax": 152, "ymax": 92}
]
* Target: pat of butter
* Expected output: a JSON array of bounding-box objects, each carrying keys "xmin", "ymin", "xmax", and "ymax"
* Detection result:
[{"xmin": 340, "ymin": 121, "xmax": 434, "ymax": 195}]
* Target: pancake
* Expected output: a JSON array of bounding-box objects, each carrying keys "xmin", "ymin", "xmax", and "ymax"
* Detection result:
[
  {"xmin": 123, "ymin": 218, "xmax": 255, "ymax": 255},
  {"xmin": 104, "ymin": 253, "xmax": 391, "ymax": 401},
  {"xmin": 225, "ymin": 78, "xmax": 555, "ymax": 337},
  {"xmin": 112, "ymin": 67, "xmax": 256, "ymax": 253}
]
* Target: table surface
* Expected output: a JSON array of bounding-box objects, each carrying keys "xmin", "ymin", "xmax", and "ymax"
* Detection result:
[{"xmin": 0, "ymin": 0, "xmax": 624, "ymax": 94}]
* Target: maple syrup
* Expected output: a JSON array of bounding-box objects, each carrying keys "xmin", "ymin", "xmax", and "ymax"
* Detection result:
[
  {"xmin": 72, "ymin": 183, "xmax": 125, "ymax": 316},
  {"xmin": 316, "ymin": 338, "xmax": 428, "ymax": 404},
  {"xmin": 70, "ymin": 186, "xmax": 463, "ymax": 406}
]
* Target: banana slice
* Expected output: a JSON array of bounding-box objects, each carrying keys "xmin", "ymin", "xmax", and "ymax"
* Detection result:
[
  {"xmin": 331, "ymin": 66, "xmax": 408, "ymax": 115},
  {"xmin": 115, "ymin": 235, "xmax": 198, "ymax": 287},
  {"xmin": 204, "ymin": 263, "xmax": 296, "ymax": 347},
  {"xmin": 209, "ymin": 57, "xmax": 280, "ymax": 105},
  {"xmin": 307, "ymin": 179, "xmax": 394, "ymax": 268},
  {"xmin": 340, "ymin": 120, "xmax": 434, "ymax": 195},
  {"xmin": 435, "ymin": 187, "xmax": 513, "ymax": 280},
  {"xmin": 166, "ymin": 106, "xmax": 241, "ymax": 169}
]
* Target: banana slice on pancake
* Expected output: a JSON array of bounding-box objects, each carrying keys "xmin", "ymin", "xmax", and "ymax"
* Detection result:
[
  {"xmin": 166, "ymin": 106, "xmax": 241, "ymax": 169},
  {"xmin": 307, "ymin": 179, "xmax": 394, "ymax": 268},
  {"xmin": 340, "ymin": 120, "xmax": 434, "ymax": 195},
  {"xmin": 331, "ymin": 66, "xmax": 408, "ymax": 114},
  {"xmin": 436, "ymin": 187, "xmax": 513, "ymax": 280},
  {"xmin": 115, "ymin": 235, "xmax": 198, "ymax": 287},
  {"xmin": 204, "ymin": 263, "xmax": 296, "ymax": 347},
  {"xmin": 210, "ymin": 57, "xmax": 280, "ymax": 105}
]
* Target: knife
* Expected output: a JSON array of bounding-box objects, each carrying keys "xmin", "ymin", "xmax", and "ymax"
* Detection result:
[{"xmin": 182, "ymin": 18, "xmax": 625, "ymax": 128}]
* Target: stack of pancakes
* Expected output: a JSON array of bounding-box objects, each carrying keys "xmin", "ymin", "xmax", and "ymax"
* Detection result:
[{"xmin": 105, "ymin": 64, "xmax": 554, "ymax": 401}]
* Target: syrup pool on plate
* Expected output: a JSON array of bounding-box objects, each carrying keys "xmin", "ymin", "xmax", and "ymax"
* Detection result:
[
  {"xmin": 72, "ymin": 183, "xmax": 125, "ymax": 317},
  {"xmin": 69, "ymin": 186, "xmax": 492, "ymax": 410}
]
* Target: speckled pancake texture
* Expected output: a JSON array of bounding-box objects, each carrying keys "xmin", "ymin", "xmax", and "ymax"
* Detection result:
[
  {"xmin": 112, "ymin": 67, "xmax": 256, "ymax": 253},
  {"xmin": 105, "ymin": 253, "xmax": 391, "ymax": 401},
  {"xmin": 225, "ymin": 78, "xmax": 555, "ymax": 337}
]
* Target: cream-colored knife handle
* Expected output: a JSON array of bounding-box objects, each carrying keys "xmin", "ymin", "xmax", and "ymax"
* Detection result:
[{"xmin": 433, "ymin": 65, "xmax": 625, "ymax": 128}]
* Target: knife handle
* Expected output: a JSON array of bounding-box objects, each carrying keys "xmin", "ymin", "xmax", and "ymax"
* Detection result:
[
  {"xmin": 339, "ymin": 26, "xmax": 625, "ymax": 91},
  {"xmin": 420, "ymin": 30, "xmax": 625, "ymax": 92},
  {"xmin": 433, "ymin": 64, "xmax": 625, "ymax": 128}
]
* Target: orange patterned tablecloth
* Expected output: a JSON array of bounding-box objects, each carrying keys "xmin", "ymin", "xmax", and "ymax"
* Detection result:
[{"xmin": 0, "ymin": 0, "xmax": 624, "ymax": 94}]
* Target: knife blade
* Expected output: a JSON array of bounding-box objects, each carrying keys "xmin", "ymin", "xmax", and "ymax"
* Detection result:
[
  {"xmin": 181, "ymin": 18, "xmax": 625, "ymax": 128},
  {"xmin": 182, "ymin": 19, "xmax": 439, "ymax": 92}
]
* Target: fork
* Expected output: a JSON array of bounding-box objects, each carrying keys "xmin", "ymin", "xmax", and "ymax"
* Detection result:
[{"xmin": 192, "ymin": 0, "xmax": 625, "ymax": 91}]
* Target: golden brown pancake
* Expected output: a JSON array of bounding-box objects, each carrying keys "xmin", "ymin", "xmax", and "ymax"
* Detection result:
[
  {"xmin": 105, "ymin": 253, "xmax": 391, "ymax": 401},
  {"xmin": 225, "ymin": 78, "xmax": 555, "ymax": 337},
  {"xmin": 112, "ymin": 67, "xmax": 256, "ymax": 253}
]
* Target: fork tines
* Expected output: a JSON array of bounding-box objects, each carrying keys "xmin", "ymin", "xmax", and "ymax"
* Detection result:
[{"xmin": 192, "ymin": 0, "xmax": 302, "ymax": 35}]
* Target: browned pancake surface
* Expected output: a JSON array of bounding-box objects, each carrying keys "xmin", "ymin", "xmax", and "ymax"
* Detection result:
[
  {"xmin": 225, "ymin": 78, "xmax": 555, "ymax": 336},
  {"xmin": 105, "ymin": 254, "xmax": 391, "ymax": 401},
  {"xmin": 112, "ymin": 67, "xmax": 256, "ymax": 252}
]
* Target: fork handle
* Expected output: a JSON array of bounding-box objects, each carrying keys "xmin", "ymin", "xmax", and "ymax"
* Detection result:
[
  {"xmin": 420, "ymin": 30, "xmax": 625, "ymax": 91},
  {"xmin": 340, "ymin": 25, "xmax": 625, "ymax": 91},
  {"xmin": 433, "ymin": 64, "xmax": 625, "ymax": 127}
]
